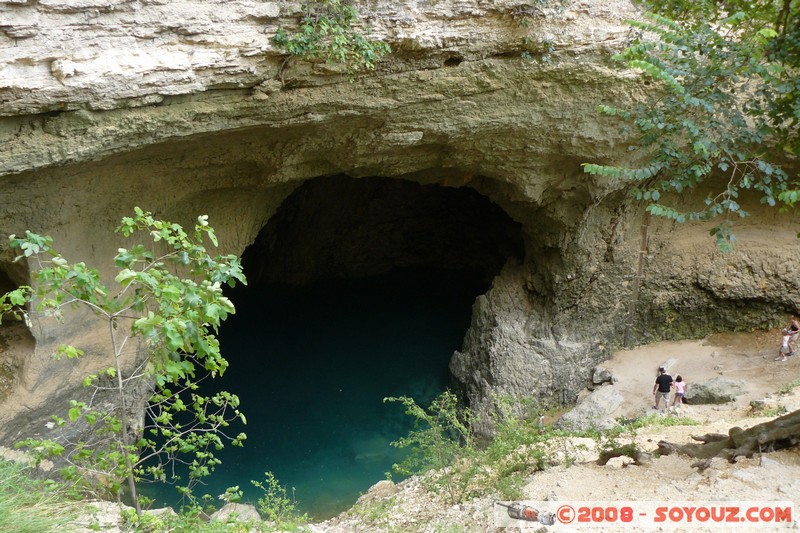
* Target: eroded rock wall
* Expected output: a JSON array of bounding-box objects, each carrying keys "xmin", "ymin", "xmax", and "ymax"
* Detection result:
[
  {"xmin": 450, "ymin": 261, "xmax": 601, "ymax": 436},
  {"xmin": 0, "ymin": 0, "xmax": 798, "ymax": 442},
  {"xmin": 1, "ymin": 0, "xmax": 638, "ymax": 176},
  {"xmin": 0, "ymin": 0, "xmax": 634, "ymax": 115}
]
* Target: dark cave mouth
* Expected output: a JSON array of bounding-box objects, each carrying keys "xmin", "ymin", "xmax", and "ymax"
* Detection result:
[
  {"xmin": 242, "ymin": 174, "xmax": 525, "ymax": 286},
  {"xmin": 164, "ymin": 175, "xmax": 526, "ymax": 518}
]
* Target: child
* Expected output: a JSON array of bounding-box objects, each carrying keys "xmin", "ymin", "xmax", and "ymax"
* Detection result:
[
  {"xmin": 776, "ymin": 329, "xmax": 795, "ymax": 361},
  {"xmin": 672, "ymin": 375, "xmax": 686, "ymax": 407}
]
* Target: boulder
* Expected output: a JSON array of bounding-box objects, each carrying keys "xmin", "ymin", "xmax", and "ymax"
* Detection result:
[
  {"xmin": 211, "ymin": 503, "xmax": 261, "ymax": 523},
  {"xmin": 685, "ymin": 377, "xmax": 747, "ymax": 405},
  {"xmin": 357, "ymin": 479, "xmax": 398, "ymax": 504},
  {"xmin": 450, "ymin": 263, "xmax": 603, "ymax": 436},
  {"xmin": 556, "ymin": 385, "xmax": 624, "ymax": 431},
  {"xmin": 592, "ymin": 365, "xmax": 615, "ymax": 385}
]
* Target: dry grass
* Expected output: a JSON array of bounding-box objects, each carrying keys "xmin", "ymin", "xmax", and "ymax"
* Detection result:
[{"xmin": 0, "ymin": 458, "xmax": 80, "ymax": 533}]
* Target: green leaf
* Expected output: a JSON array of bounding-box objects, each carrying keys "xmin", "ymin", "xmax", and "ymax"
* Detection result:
[
  {"xmin": 7, "ymin": 288, "xmax": 30, "ymax": 306},
  {"xmin": 56, "ymin": 344, "xmax": 85, "ymax": 360},
  {"xmin": 206, "ymin": 228, "xmax": 218, "ymax": 247},
  {"xmin": 161, "ymin": 285, "xmax": 181, "ymax": 302},
  {"xmin": 581, "ymin": 163, "xmax": 623, "ymax": 178},
  {"xmin": 114, "ymin": 268, "xmax": 137, "ymax": 285},
  {"xmin": 134, "ymin": 311, "xmax": 162, "ymax": 335},
  {"xmin": 164, "ymin": 324, "xmax": 184, "ymax": 351},
  {"xmin": 627, "ymin": 59, "xmax": 685, "ymax": 94}
]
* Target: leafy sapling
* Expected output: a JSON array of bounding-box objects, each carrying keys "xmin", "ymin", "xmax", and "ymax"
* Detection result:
[{"xmin": 3, "ymin": 208, "xmax": 247, "ymax": 515}]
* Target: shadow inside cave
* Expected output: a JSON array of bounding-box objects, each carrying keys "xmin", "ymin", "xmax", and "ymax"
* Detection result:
[{"xmin": 144, "ymin": 174, "xmax": 525, "ymax": 519}]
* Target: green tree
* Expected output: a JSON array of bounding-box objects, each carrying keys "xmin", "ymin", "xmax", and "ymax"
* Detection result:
[
  {"xmin": 0, "ymin": 208, "xmax": 247, "ymax": 514},
  {"xmin": 583, "ymin": 0, "xmax": 799, "ymax": 249},
  {"xmin": 273, "ymin": 0, "xmax": 391, "ymax": 77}
]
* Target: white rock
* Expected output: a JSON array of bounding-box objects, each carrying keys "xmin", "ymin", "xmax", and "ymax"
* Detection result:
[{"xmin": 210, "ymin": 502, "xmax": 261, "ymax": 523}]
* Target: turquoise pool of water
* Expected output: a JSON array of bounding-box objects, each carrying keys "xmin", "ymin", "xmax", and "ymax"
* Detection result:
[{"xmin": 145, "ymin": 268, "xmax": 486, "ymax": 520}]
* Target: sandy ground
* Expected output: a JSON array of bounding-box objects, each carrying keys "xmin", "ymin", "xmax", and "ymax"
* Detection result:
[
  {"xmin": 601, "ymin": 329, "xmax": 795, "ymax": 419},
  {"xmin": 321, "ymin": 329, "xmax": 800, "ymax": 532},
  {"xmin": 517, "ymin": 330, "xmax": 800, "ymax": 532}
]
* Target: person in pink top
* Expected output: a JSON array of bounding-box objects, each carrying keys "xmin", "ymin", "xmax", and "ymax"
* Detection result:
[{"xmin": 672, "ymin": 375, "xmax": 686, "ymax": 407}]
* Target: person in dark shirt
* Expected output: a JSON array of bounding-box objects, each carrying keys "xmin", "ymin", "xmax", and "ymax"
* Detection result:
[{"xmin": 653, "ymin": 367, "xmax": 673, "ymax": 410}]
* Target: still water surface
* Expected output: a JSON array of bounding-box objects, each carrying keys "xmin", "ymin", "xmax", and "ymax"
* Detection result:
[{"xmin": 146, "ymin": 268, "xmax": 486, "ymax": 519}]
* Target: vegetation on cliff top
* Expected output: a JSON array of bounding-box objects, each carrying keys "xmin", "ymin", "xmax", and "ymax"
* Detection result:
[{"xmin": 273, "ymin": 0, "xmax": 391, "ymax": 78}]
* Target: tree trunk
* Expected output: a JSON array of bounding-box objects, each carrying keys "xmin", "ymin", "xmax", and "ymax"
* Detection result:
[
  {"xmin": 596, "ymin": 443, "xmax": 647, "ymax": 466},
  {"xmin": 657, "ymin": 409, "xmax": 800, "ymax": 464},
  {"xmin": 109, "ymin": 321, "xmax": 141, "ymax": 515}
]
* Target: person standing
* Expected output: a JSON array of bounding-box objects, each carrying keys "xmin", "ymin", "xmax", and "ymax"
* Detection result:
[
  {"xmin": 789, "ymin": 316, "xmax": 800, "ymax": 352},
  {"xmin": 774, "ymin": 316, "xmax": 800, "ymax": 361},
  {"xmin": 777, "ymin": 328, "xmax": 795, "ymax": 361},
  {"xmin": 672, "ymin": 375, "xmax": 686, "ymax": 407},
  {"xmin": 653, "ymin": 367, "xmax": 673, "ymax": 410}
]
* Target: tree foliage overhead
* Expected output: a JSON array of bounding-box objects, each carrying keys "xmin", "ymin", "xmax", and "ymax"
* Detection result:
[{"xmin": 584, "ymin": 0, "xmax": 799, "ymax": 250}]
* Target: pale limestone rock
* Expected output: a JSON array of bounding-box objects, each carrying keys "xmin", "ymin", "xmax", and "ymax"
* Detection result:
[
  {"xmin": 686, "ymin": 378, "xmax": 748, "ymax": 405},
  {"xmin": 451, "ymin": 262, "xmax": 603, "ymax": 435},
  {"xmin": 357, "ymin": 479, "xmax": 398, "ymax": 504},
  {"xmin": 592, "ymin": 365, "xmax": 614, "ymax": 385},
  {"xmin": 211, "ymin": 502, "xmax": 262, "ymax": 523},
  {"xmin": 70, "ymin": 501, "xmax": 126, "ymax": 532},
  {"xmin": 0, "ymin": 0, "xmax": 640, "ymax": 117},
  {"xmin": 556, "ymin": 385, "xmax": 624, "ymax": 431}
]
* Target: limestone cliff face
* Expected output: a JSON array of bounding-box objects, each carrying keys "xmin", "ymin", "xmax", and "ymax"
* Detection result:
[
  {"xmin": 1, "ymin": 0, "xmax": 638, "ymax": 176},
  {"xmin": 0, "ymin": 0, "xmax": 798, "ymax": 441}
]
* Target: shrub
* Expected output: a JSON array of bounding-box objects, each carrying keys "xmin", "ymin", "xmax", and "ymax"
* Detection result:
[{"xmin": 273, "ymin": 0, "xmax": 391, "ymax": 77}]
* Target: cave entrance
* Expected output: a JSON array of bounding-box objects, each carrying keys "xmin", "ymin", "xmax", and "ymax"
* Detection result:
[{"xmin": 202, "ymin": 175, "xmax": 523, "ymax": 518}]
